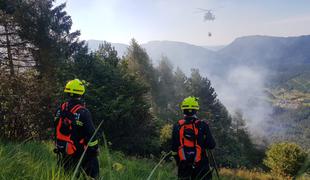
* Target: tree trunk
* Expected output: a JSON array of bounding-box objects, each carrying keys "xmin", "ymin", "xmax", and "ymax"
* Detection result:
[{"xmin": 4, "ymin": 22, "xmax": 14, "ymax": 76}]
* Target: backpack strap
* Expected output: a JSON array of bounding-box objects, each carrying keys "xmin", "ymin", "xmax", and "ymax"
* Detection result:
[
  {"xmin": 70, "ymin": 104, "xmax": 83, "ymax": 114},
  {"xmin": 60, "ymin": 102, "xmax": 83, "ymax": 114},
  {"xmin": 178, "ymin": 119, "xmax": 185, "ymax": 126},
  {"xmin": 61, "ymin": 102, "xmax": 68, "ymax": 111},
  {"xmin": 178, "ymin": 119, "xmax": 186, "ymax": 161},
  {"xmin": 178, "ymin": 119, "xmax": 184, "ymax": 146}
]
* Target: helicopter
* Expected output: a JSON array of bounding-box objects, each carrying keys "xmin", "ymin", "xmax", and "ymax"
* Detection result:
[{"xmin": 196, "ymin": 8, "xmax": 215, "ymax": 21}]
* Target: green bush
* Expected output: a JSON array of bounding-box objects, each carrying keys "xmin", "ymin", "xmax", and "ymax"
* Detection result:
[
  {"xmin": 0, "ymin": 72, "xmax": 55, "ymax": 140},
  {"xmin": 159, "ymin": 124, "xmax": 173, "ymax": 152},
  {"xmin": 263, "ymin": 142, "xmax": 308, "ymax": 177}
]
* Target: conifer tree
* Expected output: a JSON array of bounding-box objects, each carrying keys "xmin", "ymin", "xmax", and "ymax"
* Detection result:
[
  {"xmin": 123, "ymin": 39, "xmax": 158, "ymax": 113},
  {"xmin": 72, "ymin": 42, "xmax": 159, "ymax": 154},
  {"xmin": 156, "ymin": 56, "xmax": 177, "ymax": 122}
]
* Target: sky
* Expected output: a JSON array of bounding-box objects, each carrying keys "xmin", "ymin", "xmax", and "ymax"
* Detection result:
[{"xmin": 55, "ymin": 0, "xmax": 310, "ymax": 46}]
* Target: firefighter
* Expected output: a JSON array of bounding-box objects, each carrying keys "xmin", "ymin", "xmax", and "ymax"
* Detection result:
[
  {"xmin": 172, "ymin": 96, "xmax": 216, "ymax": 180},
  {"xmin": 54, "ymin": 79, "xmax": 99, "ymax": 179}
]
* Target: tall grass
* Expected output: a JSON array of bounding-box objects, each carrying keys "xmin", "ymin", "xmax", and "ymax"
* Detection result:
[
  {"xmin": 0, "ymin": 141, "xmax": 70, "ymax": 180},
  {"xmin": 0, "ymin": 141, "xmax": 176, "ymax": 180},
  {"xmin": 0, "ymin": 141, "xmax": 308, "ymax": 180},
  {"xmin": 72, "ymin": 120, "xmax": 105, "ymax": 180}
]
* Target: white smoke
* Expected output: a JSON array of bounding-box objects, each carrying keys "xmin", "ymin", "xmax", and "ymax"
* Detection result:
[{"xmin": 210, "ymin": 66, "xmax": 273, "ymax": 135}]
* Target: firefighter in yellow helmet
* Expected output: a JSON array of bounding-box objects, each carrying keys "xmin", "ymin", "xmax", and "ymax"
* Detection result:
[
  {"xmin": 171, "ymin": 96, "xmax": 216, "ymax": 180},
  {"xmin": 54, "ymin": 79, "xmax": 99, "ymax": 178}
]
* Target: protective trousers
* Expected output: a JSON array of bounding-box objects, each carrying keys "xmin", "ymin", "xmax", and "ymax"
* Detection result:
[
  {"xmin": 60, "ymin": 154, "xmax": 99, "ymax": 179},
  {"xmin": 178, "ymin": 159, "xmax": 212, "ymax": 180}
]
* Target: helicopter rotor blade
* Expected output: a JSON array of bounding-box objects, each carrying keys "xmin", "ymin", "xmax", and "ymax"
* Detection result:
[{"xmin": 196, "ymin": 8, "xmax": 212, "ymax": 12}]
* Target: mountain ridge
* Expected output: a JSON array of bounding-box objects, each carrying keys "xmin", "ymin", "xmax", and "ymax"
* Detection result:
[{"xmin": 87, "ymin": 35, "xmax": 310, "ymax": 91}]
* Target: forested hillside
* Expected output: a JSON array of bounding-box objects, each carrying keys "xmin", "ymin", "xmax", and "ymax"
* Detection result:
[
  {"xmin": 88, "ymin": 35, "xmax": 310, "ymax": 149},
  {"xmin": 0, "ymin": 1, "xmax": 309, "ymax": 179}
]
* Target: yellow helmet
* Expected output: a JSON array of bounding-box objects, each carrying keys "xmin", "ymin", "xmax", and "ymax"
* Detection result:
[
  {"xmin": 181, "ymin": 96, "xmax": 199, "ymax": 110},
  {"xmin": 64, "ymin": 79, "xmax": 85, "ymax": 95}
]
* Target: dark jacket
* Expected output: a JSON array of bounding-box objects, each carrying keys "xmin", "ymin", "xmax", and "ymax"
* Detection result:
[
  {"xmin": 171, "ymin": 115, "xmax": 216, "ymax": 163},
  {"xmin": 54, "ymin": 99, "xmax": 98, "ymax": 156}
]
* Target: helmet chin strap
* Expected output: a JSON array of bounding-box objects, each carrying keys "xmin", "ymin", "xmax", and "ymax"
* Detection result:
[
  {"xmin": 184, "ymin": 114, "xmax": 198, "ymax": 120},
  {"xmin": 185, "ymin": 114, "xmax": 197, "ymax": 117},
  {"xmin": 68, "ymin": 94, "xmax": 84, "ymax": 101}
]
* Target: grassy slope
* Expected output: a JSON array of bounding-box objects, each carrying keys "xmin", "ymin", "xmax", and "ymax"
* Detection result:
[
  {"xmin": 0, "ymin": 141, "xmax": 176, "ymax": 180},
  {"xmin": 0, "ymin": 141, "xmax": 308, "ymax": 180}
]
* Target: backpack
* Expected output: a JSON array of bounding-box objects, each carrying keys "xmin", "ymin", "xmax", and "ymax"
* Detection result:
[
  {"xmin": 177, "ymin": 119, "xmax": 202, "ymax": 164},
  {"xmin": 55, "ymin": 102, "xmax": 85, "ymax": 155}
]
